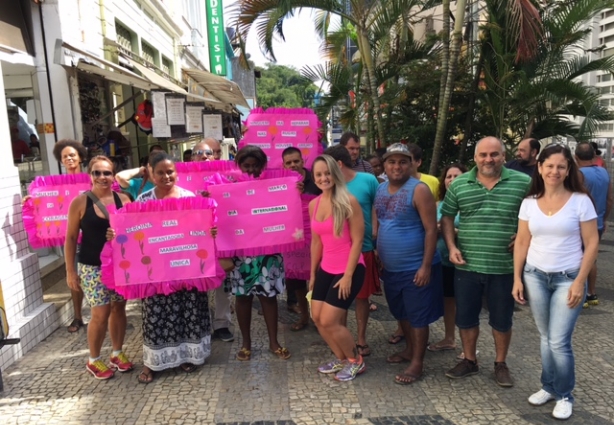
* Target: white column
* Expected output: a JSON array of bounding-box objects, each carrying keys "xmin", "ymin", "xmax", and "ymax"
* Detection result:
[{"xmin": 0, "ymin": 61, "xmax": 57, "ymax": 372}]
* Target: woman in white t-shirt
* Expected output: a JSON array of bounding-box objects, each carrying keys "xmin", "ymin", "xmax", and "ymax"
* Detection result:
[{"xmin": 512, "ymin": 144, "xmax": 599, "ymax": 420}]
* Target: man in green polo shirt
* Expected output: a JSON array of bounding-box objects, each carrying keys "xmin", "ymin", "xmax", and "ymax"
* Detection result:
[{"xmin": 440, "ymin": 136, "xmax": 531, "ymax": 388}]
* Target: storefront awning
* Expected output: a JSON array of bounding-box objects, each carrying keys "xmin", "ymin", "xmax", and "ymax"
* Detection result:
[
  {"xmin": 183, "ymin": 68, "xmax": 250, "ymax": 109},
  {"xmin": 56, "ymin": 41, "xmax": 157, "ymax": 91}
]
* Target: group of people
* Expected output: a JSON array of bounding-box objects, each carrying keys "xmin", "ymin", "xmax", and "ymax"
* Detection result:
[{"xmin": 49, "ymin": 130, "xmax": 609, "ymax": 420}]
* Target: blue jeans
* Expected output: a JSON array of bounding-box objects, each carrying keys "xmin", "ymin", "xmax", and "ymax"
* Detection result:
[{"xmin": 523, "ymin": 264, "xmax": 586, "ymax": 402}]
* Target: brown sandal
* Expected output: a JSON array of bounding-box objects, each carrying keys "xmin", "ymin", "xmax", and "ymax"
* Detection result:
[
  {"xmin": 137, "ymin": 368, "xmax": 154, "ymax": 384},
  {"xmin": 67, "ymin": 319, "xmax": 84, "ymax": 333},
  {"xmin": 270, "ymin": 347, "xmax": 291, "ymax": 360},
  {"xmin": 236, "ymin": 347, "xmax": 251, "ymax": 361},
  {"xmin": 290, "ymin": 321, "xmax": 308, "ymax": 331}
]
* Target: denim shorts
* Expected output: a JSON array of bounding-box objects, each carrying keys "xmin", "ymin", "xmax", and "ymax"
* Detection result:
[
  {"xmin": 454, "ymin": 269, "xmax": 515, "ymax": 332},
  {"xmin": 382, "ymin": 264, "xmax": 444, "ymax": 328}
]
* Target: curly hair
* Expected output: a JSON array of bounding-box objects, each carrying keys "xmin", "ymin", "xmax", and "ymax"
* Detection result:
[{"xmin": 53, "ymin": 139, "xmax": 88, "ymax": 163}]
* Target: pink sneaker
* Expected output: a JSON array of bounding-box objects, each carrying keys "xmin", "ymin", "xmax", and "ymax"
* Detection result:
[
  {"xmin": 109, "ymin": 352, "xmax": 134, "ymax": 372},
  {"xmin": 86, "ymin": 360, "xmax": 115, "ymax": 380}
]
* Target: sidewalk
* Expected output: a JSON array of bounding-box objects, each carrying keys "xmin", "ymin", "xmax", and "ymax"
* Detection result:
[{"xmin": 1, "ymin": 236, "xmax": 614, "ymax": 425}]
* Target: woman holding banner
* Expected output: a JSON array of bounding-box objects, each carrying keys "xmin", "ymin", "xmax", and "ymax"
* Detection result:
[
  {"xmin": 226, "ymin": 146, "xmax": 291, "ymax": 361},
  {"xmin": 129, "ymin": 152, "xmax": 214, "ymax": 383},
  {"xmin": 310, "ymin": 155, "xmax": 366, "ymax": 382},
  {"xmin": 65, "ymin": 156, "xmax": 133, "ymax": 380},
  {"xmin": 54, "ymin": 140, "xmax": 88, "ymax": 333}
]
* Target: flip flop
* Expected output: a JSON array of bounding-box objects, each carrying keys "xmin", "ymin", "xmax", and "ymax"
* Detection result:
[
  {"xmin": 270, "ymin": 347, "xmax": 291, "ymax": 360},
  {"xmin": 290, "ymin": 321, "xmax": 308, "ymax": 332},
  {"xmin": 427, "ymin": 343, "xmax": 456, "ymax": 352},
  {"xmin": 356, "ymin": 344, "xmax": 371, "ymax": 357},
  {"xmin": 388, "ymin": 334, "xmax": 405, "ymax": 345},
  {"xmin": 137, "ymin": 369, "xmax": 154, "ymax": 384},
  {"xmin": 67, "ymin": 319, "xmax": 84, "ymax": 333},
  {"xmin": 386, "ymin": 353, "xmax": 411, "ymax": 364},
  {"xmin": 394, "ymin": 372, "xmax": 423, "ymax": 385},
  {"xmin": 180, "ymin": 363, "xmax": 198, "ymax": 373},
  {"xmin": 236, "ymin": 348, "xmax": 251, "ymax": 361}
]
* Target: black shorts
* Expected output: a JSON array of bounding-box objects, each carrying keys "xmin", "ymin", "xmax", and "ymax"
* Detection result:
[
  {"xmin": 312, "ymin": 265, "xmax": 366, "ymax": 310},
  {"xmin": 442, "ymin": 265, "xmax": 455, "ymax": 298}
]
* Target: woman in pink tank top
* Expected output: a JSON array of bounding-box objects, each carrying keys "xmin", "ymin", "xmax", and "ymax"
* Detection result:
[{"xmin": 309, "ymin": 155, "xmax": 366, "ymax": 382}]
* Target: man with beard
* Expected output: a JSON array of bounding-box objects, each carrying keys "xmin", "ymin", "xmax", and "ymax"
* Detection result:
[
  {"xmin": 441, "ymin": 137, "xmax": 531, "ymax": 387},
  {"xmin": 339, "ymin": 132, "xmax": 374, "ymax": 174},
  {"xmin": 375, "ymin": 143, "xmax": 443, "ymax": 385},
  {"xmin": 193, "ymin": 137, "xmax": 234, "ymax": 342},
  {"xmin": 505, "ymin": 138, "xmax": 540, "ymax": 176}
]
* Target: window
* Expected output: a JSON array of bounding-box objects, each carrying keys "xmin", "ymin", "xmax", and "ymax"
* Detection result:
[
  {"xmin": 141, "ymin": 41, "xmax": 158, "ymax": 66},
  {"xmin": 605, "ymin": 22, "xmax": 614, "ymax": 32},
  {"xmin": 115, "ymin": 21, "xmax": 134, "ymax": 52},
  {"xmin": 602, "ymin": 74, "xmax": 612, "ymax": 82},
  {"xmin": 600, "ymin": 86, "xmax": 611, "ymax": 95},
  {"xmin": 605, "ymin": 47, "xmax": 614, "ymax": 58},
  {"xmin": 161, "ymin": 56, "xmax": 173, "ymax": 76},
  {"xmin": 605, "ymin": 35, "xmax": 614, "ymax": 44},
  {"xmin": 598, "ymin": 123, "xmax": 614, "ymax": 132},
  {"xmin": 604, "ymin": 10, "xmax": 614, "ymax": 19}
]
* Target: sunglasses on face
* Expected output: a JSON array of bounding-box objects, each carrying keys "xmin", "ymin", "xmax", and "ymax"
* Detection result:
[
  {"xmin": 91, "ymin": 170, "xmax": 113, "ymax": 177},
  {"xmin": 193, "ymin": 149, "xmax": 213, "ymax": 156}
]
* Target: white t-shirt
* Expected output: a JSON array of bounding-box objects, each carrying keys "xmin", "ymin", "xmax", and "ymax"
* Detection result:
[{"xmin": 518, "ymin": 193, "xmax": 597, "ymax": 272}]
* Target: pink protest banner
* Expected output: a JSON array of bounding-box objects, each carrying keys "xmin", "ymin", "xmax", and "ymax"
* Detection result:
[
  {"xmin": 239, "ymin": 107, "xmax": 323, "ymax": 170},
  {"xmin": 22, "ymin": 173, "xmax": 91, "ymax": 248},
  {"xmin": 175, "ymin": 160, "xmax": 243, "ymax": 194},
  {"xmin": 207, "ymin": 174, "xmax": 306, "ymax": 257},
  {"xmin": 100, "ymin": 197, "xmax": 226, "ymax": 299},
  {"xmin": 283, "ymin": 194, "xmax": 317, "ymax": 280}
]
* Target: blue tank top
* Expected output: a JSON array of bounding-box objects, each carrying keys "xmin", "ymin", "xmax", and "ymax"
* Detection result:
[
  {"xmin": 580, "ymin": 166, "xmax": 610, "ymax": 230},
  {"xmin": 375, "ymin": 178, "xmax": 441, "ymax": 272}
]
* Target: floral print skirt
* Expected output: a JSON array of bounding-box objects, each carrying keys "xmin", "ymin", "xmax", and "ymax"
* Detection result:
[
  {"xmin": 141, "ymin": 289, "xmax": 211, "ymax": 371},
  {"xmin": 225, "ymin": 254, "xmax": 285, "ymax": 297}
]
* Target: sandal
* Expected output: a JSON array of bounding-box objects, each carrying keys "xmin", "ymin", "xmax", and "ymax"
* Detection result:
[
  {"xmin": 356, "ymin": 344, "xmax": 371, "ymax": 357},
  {"xmin": 388, "ymin": 334, "xmax": 405, "ymax": 345},
  {"xmin": 270, "ymin": 347, "xmax": 291, "ymax": 360},
  {"xmin": 386, "ymin": 353, "xmax": 411, "ymax": 364},
  {"xmin": 427, "ymin": 342, "xmax": 456, "ymax": 352},
  {"xmin": 137, "ymin": 368, "xmax": 154, "ymax": 384},
  {"xmin": 236, "ymin": 347, "xmax": 251, "ymax": 361},
  {"xmin": 180, "ymin": 363, "xmax": 197, "ymax": 373},
  {"xmin": 290, "ymin": 321, "xmax": 308, "ymax": 332},
  {"xmin": 369, "ymin": 303, "xmax": 378, "ymax": 312},
  {"xmin": 67, "ymin": 318, "xmax": 84, "ymax": 333}
]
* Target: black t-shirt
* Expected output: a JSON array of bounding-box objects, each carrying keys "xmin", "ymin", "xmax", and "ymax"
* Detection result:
[
  {"xmin": 505, "ymin": 160, "xmax": 536, "ymax": 176},
  {"xmin": 302, "ymin": 168, "xmax": 322, "ymax": 196}
]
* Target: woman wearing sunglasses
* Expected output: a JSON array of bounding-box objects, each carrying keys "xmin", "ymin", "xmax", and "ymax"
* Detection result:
[{"xmin": 65, "ymin": 156, "xmax": 133, "ymax": 380}]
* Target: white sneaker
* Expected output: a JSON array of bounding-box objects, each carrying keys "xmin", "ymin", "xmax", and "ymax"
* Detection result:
[
  {"xmin": 528, "ymin": 389, "xmax": 555, "ymax": 406},
  {"xmin": 552, "ymin": 398, "xmax": 573, "ymax": 420}
]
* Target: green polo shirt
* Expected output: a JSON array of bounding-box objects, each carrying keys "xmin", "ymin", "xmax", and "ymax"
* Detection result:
[{"xmin": 440, "ymin": 166, "xmax": 531, "ymax": 274}]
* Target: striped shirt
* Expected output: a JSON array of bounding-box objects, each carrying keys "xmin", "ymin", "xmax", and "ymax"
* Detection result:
[{"xmin": 440, "ymin": 166, "xmax": 531, "ymax": 274}]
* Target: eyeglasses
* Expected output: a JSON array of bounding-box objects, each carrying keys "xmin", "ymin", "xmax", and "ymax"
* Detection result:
[
  {"xmin": 91, "ymin": 170, "xmax": 113, "ymax": 177},
  {"xmin": 193, "ymin": 149, "xmax": 213, "ymax": 157}
]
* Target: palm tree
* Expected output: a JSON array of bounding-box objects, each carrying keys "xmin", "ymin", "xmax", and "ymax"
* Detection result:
[{"xmin": 229, "ymin": 0, "xmax": 432, "ymax": 147}]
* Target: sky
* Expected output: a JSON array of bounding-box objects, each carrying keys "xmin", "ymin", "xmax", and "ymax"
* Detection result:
[{"xmin": 224, "ymin": 1, "xmax": 330, "ymax": 72}]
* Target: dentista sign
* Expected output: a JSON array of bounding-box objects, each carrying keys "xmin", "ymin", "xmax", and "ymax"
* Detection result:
[{"xmin": 205, "ymin": 0, "xmax": 227, "ymax": 76}]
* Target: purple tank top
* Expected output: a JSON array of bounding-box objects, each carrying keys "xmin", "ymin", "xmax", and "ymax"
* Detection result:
[{"xmin": 311, "ymin": 196, "xmax": 364, "ymax": 274}]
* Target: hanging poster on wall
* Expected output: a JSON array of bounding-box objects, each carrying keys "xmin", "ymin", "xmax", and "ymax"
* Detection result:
[
  {"xmin": 186, "ymin": 106, "xmax": 204, "ymax": 133},
  {"xmin": 151, "ymin": 117, "xmax": 171, "ymax": 138},
  {"xmin": 151, "ymin": 91, "xmax": 167, "ymax": 120},
  {"xmin": 166, "ymin": 97, "xmax": 186, "ymax": 125},
  {"xmin": 203, "ymin": 114, "xmax": 223, "ymax": 140}
]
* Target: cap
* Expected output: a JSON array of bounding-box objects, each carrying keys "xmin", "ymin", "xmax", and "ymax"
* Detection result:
[{"xmin": 383, "ymin": 143, "xmax": 412, "ymax": 160}]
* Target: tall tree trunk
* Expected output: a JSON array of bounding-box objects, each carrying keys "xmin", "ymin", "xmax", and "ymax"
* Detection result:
[
  {"xmin": 458, "ymin": 43, "xmax": 485, "ymax": 162},
  {"xmin": 429, "ymin": 0, "xmax": 467, "ymax": 175},
  {"xmin": 436, "ymin": 0, "xmax": 451, "ymax": 136},
  {"xmin": 357, "ymin": 29, "xmax": 386, "ymax": 146}
]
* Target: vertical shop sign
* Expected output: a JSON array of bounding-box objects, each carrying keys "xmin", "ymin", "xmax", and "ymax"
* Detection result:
[{"xmin": 205, "ymin": 0, "xmax": 227, "ymax": 76}]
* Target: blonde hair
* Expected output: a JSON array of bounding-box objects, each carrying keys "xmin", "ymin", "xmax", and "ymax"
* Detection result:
[{"xmin": 313, "ymin": 155, "xmax": 353, "ymax": 237}]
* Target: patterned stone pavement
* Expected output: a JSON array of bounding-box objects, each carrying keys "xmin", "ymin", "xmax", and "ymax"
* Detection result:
[{"xmin": 2, "ymin": 234, "xmax": 614, "ymax": 425}]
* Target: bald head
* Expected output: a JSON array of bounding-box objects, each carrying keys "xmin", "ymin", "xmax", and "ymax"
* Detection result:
[
  {"xmin": 575, "ymin": 142, "xmax": 595, "ymax": 164},
  {"xmin": 193, "ymin": 137, "xmax": 222, "ymax": 161},
  {"xmin": 474, "ymin": 137, "xmax": 506, "ymax": 178}
]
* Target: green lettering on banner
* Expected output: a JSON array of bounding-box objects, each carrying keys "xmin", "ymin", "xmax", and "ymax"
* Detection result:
[{"xmin": 205, "ymin": 0, "xmax": 227, "ymax": 76}]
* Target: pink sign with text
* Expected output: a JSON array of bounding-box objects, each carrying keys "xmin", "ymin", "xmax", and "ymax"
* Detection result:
[
  {"xmin": 175, "ymin": 160, "xmax": 243, "ymax": 194},
  {"xmin": 100, "ymin": 197, "xmax": 224, "ymax": 299},
  {"xmin": 283, "ymin": 194, "xmax": 317, "ymax": 280},
  {"xmin": 207, "ymin": 176, "xmax": 306, "ymax": 257},
  {"xmin": 22, "ymin": 173, "xmax": 91, "ymax": 248},
  {"xmin": 240, "ymin": 107, "xmax": 323, "ymax": 169}
]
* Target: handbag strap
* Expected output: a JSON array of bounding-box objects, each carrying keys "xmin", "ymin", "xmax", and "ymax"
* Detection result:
[{"xmin": 86, "ymin": 191, "xmax": 110, "ymax": 220}]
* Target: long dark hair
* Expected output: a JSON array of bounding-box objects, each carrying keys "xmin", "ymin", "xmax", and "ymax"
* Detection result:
[
  {"xmin": 439, "ymin": 163, "xmax": 468, "ymax": 201},
  {"xmin": 527, "ymin": 144, "xmax": 588, "ymax": 198}
]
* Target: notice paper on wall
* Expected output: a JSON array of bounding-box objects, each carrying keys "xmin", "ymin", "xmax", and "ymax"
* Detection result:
[
  {"xmin": 151, "ymin": 117, "xmax": 171, "ymax": 138},
  {"xmin": 166, "ymin": 97, "xmax": 186, "ymax": 125},
  {"xmin": 185, "ymin": 106, "xmax": 204, "ymax": 133},
  {"xmin": 151, "ymin": 92, "xmax": 167, "ymax": 120},
  {"xmin": 203, "ymin": 114, "xmax": 223, "ymax": 140}
]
